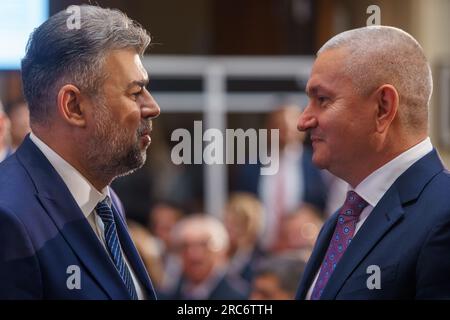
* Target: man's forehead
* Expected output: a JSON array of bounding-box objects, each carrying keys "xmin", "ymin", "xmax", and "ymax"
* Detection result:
[
  {"xmin": 104, "ymin": 49, "xmax": 148, "ymax": 85},
  {"xmin": 306, "ymin": 53, "xmax": 348, "ymax": 94},
  {"xmin": 305, "ymin": 79, "xmax": 333, "ymax": 96}
]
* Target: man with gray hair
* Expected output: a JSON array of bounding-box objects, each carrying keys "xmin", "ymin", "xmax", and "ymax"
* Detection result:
[
  {"xmin": 296, "ymin": 26, "xmax": 450, "ymax": 299},
  {"xmin": 0, "ymin": 5, "xmax": 160, "ymax": 299},
  {"xmin": 160, "ymin": 214, "xmax": 248, "ymax": 300}
]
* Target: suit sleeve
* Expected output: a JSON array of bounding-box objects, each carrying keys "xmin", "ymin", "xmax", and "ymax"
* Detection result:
[
  {"xmin": 416, "ymin": 213, "xmax": 450, "ymax": 299},
  {"xmin": 0, "ymin": 204, "xmax": 42, "ymax": 299}
]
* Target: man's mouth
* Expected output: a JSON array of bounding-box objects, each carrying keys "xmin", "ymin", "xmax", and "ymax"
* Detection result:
[
  {"xmin": 138, "ymin": 122, "xmax": 152, "ymax": 146},
  {"xmin": 138, "ymin": 121, "xmax": 152, "ymax": 137},
  {"xmin": 310, "ymin": 135, "xmax": 323, "ymax": 143}
]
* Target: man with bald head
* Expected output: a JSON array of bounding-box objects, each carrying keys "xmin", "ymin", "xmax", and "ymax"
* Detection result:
[{"xmin": 295, "ymin": 26, "xmax": 450, "ymax": 299}]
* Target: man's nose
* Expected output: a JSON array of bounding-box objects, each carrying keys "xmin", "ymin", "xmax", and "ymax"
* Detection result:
[
  {"xmin": 297, "ymin": 106, "xmax": 317, "ymax": 132},
  {"xmin": 141, "ymin": 90, "xmax": 160, "ymax": 119}
]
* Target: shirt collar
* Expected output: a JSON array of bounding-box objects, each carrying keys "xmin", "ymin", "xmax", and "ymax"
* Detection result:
[
  {"xmin": 353, "ymin": 137, "xmax": 433, "ymax": 207},
  {"xmin": 0, "ymin": 147, "xmax": 7, "ymax": 162},
  {"xmin": 29, "ymin": 132, "xmax": 110, "ymax": 218}
]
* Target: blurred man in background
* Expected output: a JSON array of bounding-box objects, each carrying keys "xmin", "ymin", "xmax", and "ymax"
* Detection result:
[
  {"xmin": 235, "ymin": 104, "xmax": 328, "ymax": 252},
  {"xmin": 161, "ymin": 214, "xmax": 248, "ymax": 300},
  {"xmin": 0, "ymin": 99, "xmax": 12, "ymax": 162},
  {"xmin": 0, "ymin": 5, "xmax": 159, "ymax": 299},
  {"xmin": 4, "ymin": 100, "xmax": 30, "ymax": 151},
  {"xmin": 223, "ymin": 192, "xmax": 265, "ymax": 286},
  {"xmin": 147, "ymin": 201, "xmax": 185, "ymax": 292},
  {"xmin": 250, "ymin": 254, "xmax": 306, "ymax": 300},
  {"xmin": 274, "ymin": 203, "xmax": 323, "ymax": 258}
]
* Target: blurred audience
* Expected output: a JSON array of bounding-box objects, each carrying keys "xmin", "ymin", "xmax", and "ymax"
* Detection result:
[
  {"xmin": 149, "ymin": 201, "xmax": 184, "ymax": 250},
  {"xmin": 250, "ymin": 253, "xmax": 306, "ymax": 300},
  {"xmin": 3, "ymin": 100, "xmax": 30, "ymax": 150},
  {"xmin": 0, "ymin": 99, "xmax": 12, "ymax": 162},
  {"xmin": 148, "ymin": 201, "xmax": 185, "ymax": 291},
  {"xmin": 274, "ymin": 203, "xmax": 324, "ymax": 258},
  {"xmin": 160, "ymin": 214, "xmax": 248, "ymax": 300},
  {"xmin": 127, "ymin": 220, "xmax": 165, "ymax": 289},
  {"xmin": 234, "ymin": 104, "xmax": 328, "ymax": 251},
  {"xmin": 223, "ymin": 192, "xmax": 265, "ymax": 285}
]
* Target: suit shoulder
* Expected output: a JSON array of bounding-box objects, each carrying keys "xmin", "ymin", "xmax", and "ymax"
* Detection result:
[
  {"xmin": 415, "ymin": 169, "xmax": 450, "ymax": 220},
  {"xmin": 425, "ymin": 169, "xmax": 450, "ymax": 196},
  {"xmin": 0, "ymin": 204, "xmax": 36, "ymax": 260},
  {"xmin": 0, "ymin": 155, "xmax": 35, "ymax": 198},
  {"xmin": 0, "ymin": 157, "xmax": 39, "ymax": 218}
]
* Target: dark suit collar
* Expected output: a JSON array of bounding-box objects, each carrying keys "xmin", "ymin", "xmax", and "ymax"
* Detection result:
[
  {"xmin": 16, "ymin": 135, "xmax": 147, "ymax": 299},
  {"xmin": 297, "ymin": 149, "xmax": 444, "ymax": 300}
]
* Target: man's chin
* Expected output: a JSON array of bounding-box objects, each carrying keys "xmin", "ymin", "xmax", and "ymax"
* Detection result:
[
  {"xmin": 115, "ymin": 149, "xmax": 147, "ymax": 178},
  {"xmin": 312, "ymin": 154, "xmax": 328, "ymax": 170}
]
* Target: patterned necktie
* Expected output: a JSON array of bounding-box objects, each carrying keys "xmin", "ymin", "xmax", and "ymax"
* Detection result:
[
  {"xmin": 311, "ymin": 190, "xmax": 368, "ymax": 300},
  {"xmin": 96, "ymin": 199, "xmax": 138, "ymax": 300}
]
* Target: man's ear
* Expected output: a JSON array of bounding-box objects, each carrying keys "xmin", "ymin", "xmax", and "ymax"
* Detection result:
[
  {"xmin": 374, "ymin": 84, "xmax": 399, "ymax": 134},
  {"xmin": 56, "ymin": 84, "xmax": 87, "ymax": 127}
]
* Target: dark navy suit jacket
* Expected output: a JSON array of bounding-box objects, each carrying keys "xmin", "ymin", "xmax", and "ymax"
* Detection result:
[
  {"xmin": 295, "ymin": 150, "xmax": 450, "ymax": 299},
  {"xmin": 0, "ymin": 136, "xmax": 156, "ymax": 299}
]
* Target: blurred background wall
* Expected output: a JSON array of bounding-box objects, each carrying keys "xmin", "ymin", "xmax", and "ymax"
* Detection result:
[{"xmin": 0, "ymin": 0, "xmax": 449, "ymax": 213}]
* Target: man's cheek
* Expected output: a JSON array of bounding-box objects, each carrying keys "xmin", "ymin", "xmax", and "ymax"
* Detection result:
[{"xmin": 123, "ymin": 110, "xmax": 141, "ymax": 129}]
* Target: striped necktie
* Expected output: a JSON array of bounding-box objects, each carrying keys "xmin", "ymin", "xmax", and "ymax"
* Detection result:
[{"xmin": 96, "ymin": 199, "xmax": 138, "ymax": 300}]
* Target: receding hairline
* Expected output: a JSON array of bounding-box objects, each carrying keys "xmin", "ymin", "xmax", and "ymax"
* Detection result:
[{"xmin": 314, "ymin": 26, "xmax": 432, "ymax": 132}]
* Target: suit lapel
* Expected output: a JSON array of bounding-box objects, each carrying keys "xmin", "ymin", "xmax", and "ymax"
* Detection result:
[
  {"xmin": 298, "ymin": 149, "xmax": 445, "ymax": 300},
  {"xmin": 110, "ymin": 200, "xmax": 157, "ymax": 299},
  {"xmin": 17, "ymin": 136, "xmax": 130, "ymax": 299},
  {"xmin": 320, "ymin": 189, "xmax": 404, "ymax": 299},
  {"xmin": 320, "ymin": 149, "xmax": 444, "ymax": 299}
]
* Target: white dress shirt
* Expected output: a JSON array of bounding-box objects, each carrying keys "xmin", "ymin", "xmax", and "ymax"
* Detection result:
[
  {"xmin": 30, "ymin": 132, "xmax": 146, "ymax": 299},
  {"xmin": 306, "ymin": 137, "xmax": 433, "ymax": 299},
  {"xmin": 0, "ymin": 147, "xmax": 7, "ymax": 162}
]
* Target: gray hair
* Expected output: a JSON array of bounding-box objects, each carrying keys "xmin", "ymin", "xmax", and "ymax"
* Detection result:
[
  {"xmin": 21, "ymin": 5, "xmax": 151, "ymax": 125},
  {"xmin": 254, "ymin": 254, "xmax": 306, "ymax": 295},
  {"xmin": 318, "ymin": 26, "xmax": 432, "ymax": 132},
  {"xmin": 171, "ymin": 214, "xmax": 230, "ymax": 253}
]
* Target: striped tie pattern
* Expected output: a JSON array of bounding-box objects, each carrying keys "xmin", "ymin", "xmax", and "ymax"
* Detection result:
[{"xmin": 96, "ymin": 199, "xmax": 138, "ymax": 300}]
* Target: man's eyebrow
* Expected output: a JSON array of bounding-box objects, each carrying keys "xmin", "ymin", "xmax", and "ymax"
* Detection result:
[
  {"xmin": 126, "ymin": 79, "xmax": 149, "ymax": 90},
  {"xmin": 305, "ymin": 84, "xmax": 332, "ymax": 97}
]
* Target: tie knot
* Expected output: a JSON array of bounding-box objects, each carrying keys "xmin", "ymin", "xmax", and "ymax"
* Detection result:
[
  {"xmin": 95, "ymin": 198, "xmax": 114, "ymax": 223},
  {"xmin": 340, "ymin": 191, "xmax": 368, "ymax": 217}
]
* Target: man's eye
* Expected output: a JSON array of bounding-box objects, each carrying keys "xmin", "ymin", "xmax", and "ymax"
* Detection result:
[
  {"xmin": 131, "ymin": 91, "xmax": 142, "ymax": 98},
  {"xmin": 318, "ymin": 96, "xmax": 328, "ymax": 104}
]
